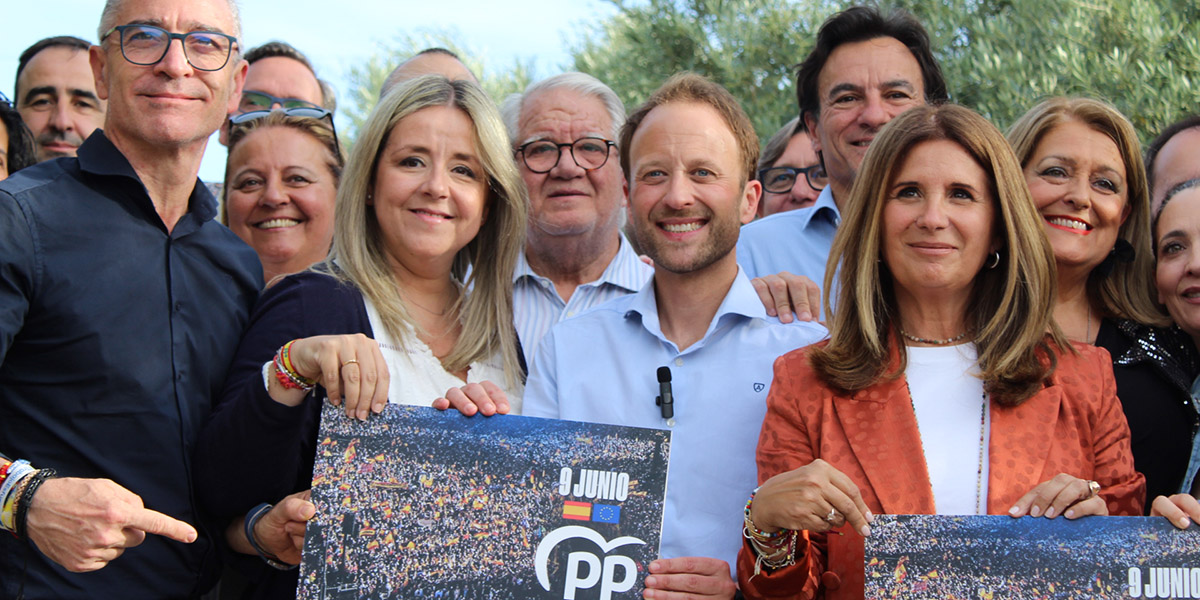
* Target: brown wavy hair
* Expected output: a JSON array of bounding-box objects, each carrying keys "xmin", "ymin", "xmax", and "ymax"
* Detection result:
[{"xmin": 810, "ymin": 104, "xmax": 1066, "ymax": 405}]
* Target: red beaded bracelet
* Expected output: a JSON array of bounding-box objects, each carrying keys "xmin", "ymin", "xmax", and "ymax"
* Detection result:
[{"xmin": 273, "ymin": 340, "xmax": 316, "ymax": 391}]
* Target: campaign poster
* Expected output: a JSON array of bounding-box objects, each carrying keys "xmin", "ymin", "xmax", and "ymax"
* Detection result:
[
  {"xmin": 297, "ymin": 404, "xmax": 671, "ymax": 600},
  {"xmin": 864, "ymin": 514, "xmax": 1200, "ymax": 599}
]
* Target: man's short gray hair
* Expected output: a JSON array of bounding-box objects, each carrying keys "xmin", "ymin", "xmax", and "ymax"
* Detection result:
[
  {"xmin": 500, "ymin": 72, "xmax": 625, "ymax": 146},
  {"xmin": 99, "ymin": 0, "xmax": 243, "ymax": 45}
]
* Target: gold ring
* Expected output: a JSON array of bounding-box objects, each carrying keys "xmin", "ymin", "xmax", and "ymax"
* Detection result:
[
  {"xmin": 342, "ymin": 359, "xmax": 359, "ymax": 367},
  {"xmin": 1087, "ymin": 480, "xmax": 1101, "ymax": 498}
]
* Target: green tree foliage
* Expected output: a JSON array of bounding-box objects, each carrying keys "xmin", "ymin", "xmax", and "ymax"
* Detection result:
[
  {"xmin": 341, "ymin": 29, "xmax": 535, "ymax": 147},
  {"xmin": 572, "ymin": 0, "xmax": 820, "ymax": 143},
  {"xmin": 902, "ymin": 0, "xmax": 1200, "ymax": 141},
  {"xmin": 570, "ymin": 0, "xmax": 1200, "ymax": 147}
]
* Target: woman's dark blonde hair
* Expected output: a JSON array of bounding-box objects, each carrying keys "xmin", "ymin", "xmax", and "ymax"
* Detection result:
[
  {"xmin": 220, "ymin": 111, "xmax": 344, "ymax": 224},
  {"xmin": 328, "ymin": 75, "xmax": 527, "ymax": 388},
  {"xmin": 1007, "ymin": 97, "xmax": 1167, "ymax": 326},
  {"xmin": 811, "ymin": 104, "xmax": 1066, "ymax": 405}
]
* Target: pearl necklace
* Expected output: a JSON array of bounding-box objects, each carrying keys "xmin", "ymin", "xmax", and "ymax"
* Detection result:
[
  {"xmin": 905, "ymin": 381, "xmax": 988, "ymax": 515},
  {"xmin": 899, "ymin": 329, "xmax": 969, "ymax": 346}
]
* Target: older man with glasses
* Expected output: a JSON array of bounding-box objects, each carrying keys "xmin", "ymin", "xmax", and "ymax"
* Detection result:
[
  {"xmin": 500, "ymin": 73, "xmax": 655, "ymax": 368},
  {"xmin": 0, "ymin": 0, "xmax": 261, "ymax": 596}
]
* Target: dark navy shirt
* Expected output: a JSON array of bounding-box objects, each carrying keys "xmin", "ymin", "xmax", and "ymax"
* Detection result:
[{"xmin": 0, "ymin": 131, "xmax": 261, "ymax": 598}]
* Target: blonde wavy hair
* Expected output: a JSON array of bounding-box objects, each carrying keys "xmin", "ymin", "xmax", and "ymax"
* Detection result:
[
  {"xmin": 1007, "ymin": 96, "xmax": 1168, "ymax": 327},
  {"xmin": 327, "ymin": 75, "xmax": 527, "ymax": 387},
  {"xmin": 811, "ymin": 104, "xmax": 1067, "ymax": 405}
]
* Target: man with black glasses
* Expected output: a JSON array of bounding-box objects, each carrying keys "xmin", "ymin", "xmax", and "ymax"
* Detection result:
[
  {"xmin": 501, "ymin": 73, "xmax": 653, "ymax": 367},
  {"xmin": 0, "ymin": 0, "xmax": 260, "ymax": 596}
]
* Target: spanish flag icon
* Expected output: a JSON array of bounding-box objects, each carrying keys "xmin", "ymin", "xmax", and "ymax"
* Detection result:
[{"xmin": 563, "ymin": 501, "xmax": 592, "ymax": 521}]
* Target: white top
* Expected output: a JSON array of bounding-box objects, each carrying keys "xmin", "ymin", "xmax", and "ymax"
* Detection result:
[
  {"xmin": 363, "ymin": 296, "xmax": 523, "ymax": 413},
  {"xmin": 905, "ymin": 344, "xmax": 990, "ymax": 515}
]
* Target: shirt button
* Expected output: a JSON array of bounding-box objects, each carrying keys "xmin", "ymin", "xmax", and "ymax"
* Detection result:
[
  {"xmin": 540, "ymin": 280, "xmax": 551, "ymax": 288},
  {"xmin": 566, "ymin": 310, "xmax": 575, "ymax": 317},
  {"xmin": 174, "ymin": 301, "xmax": 183, "ymax": 312},
  {"xmin": 674, "ymin": 357, "xmax": 683, "ymax": 367}
]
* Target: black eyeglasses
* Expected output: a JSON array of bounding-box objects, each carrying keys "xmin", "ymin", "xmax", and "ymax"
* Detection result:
[
  {"xmin": 239, "ymin": 91, "xmax": 320, "ymax": 113},
  {"xmin": 102, "ymin": 24, "xmax": 238, "ymax": 72},
  {"xmin": 758, "ymin": 164, "xmax": 828, "ymax": 194},
  {"xmin": 517, "ymin": 137, "xmax": 615, "ymax": 174}
]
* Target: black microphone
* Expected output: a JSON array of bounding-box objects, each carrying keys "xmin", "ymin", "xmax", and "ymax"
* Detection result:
[{"xmin": 655, "ymin": 366, "xmax": 674, "ymax": 421}]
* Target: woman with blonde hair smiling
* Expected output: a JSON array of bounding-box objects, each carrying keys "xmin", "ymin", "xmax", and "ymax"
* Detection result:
[
  {"xmin": 737, "ymin": 104, "xmax": 1143, "ymax": 599},
  {"xmin": 1009, "ymin": 97, "xmax": 1198, "ymax": 507},
  {"xmin": 194, "ymin": 75, "xmax": 527, "ymax": 596}
]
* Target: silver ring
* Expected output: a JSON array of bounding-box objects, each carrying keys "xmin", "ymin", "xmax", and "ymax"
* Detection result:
[
  {"xmin": 824, "ymin": 507, "xmax": 839, "ymax": 524},
  {"xmin": 1086, "ymin": 480, "xmax": 1101, "ymax": 498}
]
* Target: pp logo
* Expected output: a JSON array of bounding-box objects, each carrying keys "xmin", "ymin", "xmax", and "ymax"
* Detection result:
[{"xmin": 534, "ymin": 525, "xmax": 646, "ymax": 599}]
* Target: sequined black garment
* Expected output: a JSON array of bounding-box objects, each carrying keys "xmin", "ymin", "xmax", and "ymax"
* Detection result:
[{"xmin": 1096, "ymin": 318, "xmax": 1200, "ymax": 510}]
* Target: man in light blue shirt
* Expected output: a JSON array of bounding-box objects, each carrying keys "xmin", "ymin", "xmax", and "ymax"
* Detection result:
[
  {"xmin": 737, "ymin": 6, "xmax": 949, "ymax": 291},
  {"xmin": 737, "ymin": 186, "xmax": 840, "ymax": 285},
  {"xmin": 524, "ymin": 74, "xmax": 827, "ymax": 598},
  {"xmin": 501, "ymin": 73, "xmax": 654, "ymax": 368}
]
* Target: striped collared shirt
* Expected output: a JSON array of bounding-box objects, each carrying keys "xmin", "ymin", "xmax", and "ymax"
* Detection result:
[{"xmin": 513, "ymin": 234, "xmax": 652, "ymax": 367}]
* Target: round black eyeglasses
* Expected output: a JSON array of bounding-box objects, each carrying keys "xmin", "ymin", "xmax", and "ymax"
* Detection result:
[{"xmin": 517, "ymin": 137, "xmax": 616, "ymax": 174}]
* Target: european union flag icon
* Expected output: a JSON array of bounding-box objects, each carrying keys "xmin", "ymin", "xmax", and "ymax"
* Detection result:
[{"xmin": 591, "ymin": 503, "xmax": 621, "ymax": 524}]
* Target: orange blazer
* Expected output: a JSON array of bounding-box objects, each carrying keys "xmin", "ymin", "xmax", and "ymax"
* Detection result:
[{"xmin": 737, "ymin": 342, "xmax": 1145, "ymax": 600}]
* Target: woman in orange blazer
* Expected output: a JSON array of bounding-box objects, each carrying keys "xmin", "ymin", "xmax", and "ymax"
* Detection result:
[{"xmin": 736, "ymin": 104, "xmax": 1145, "ymax": 600}]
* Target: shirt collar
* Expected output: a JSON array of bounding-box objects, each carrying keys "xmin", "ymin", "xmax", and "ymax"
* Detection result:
[
  {"xmin": 625, "ymin": 265, "xmax": 766, "ymax": 350},
  {"xmin": 808, "ymin": 186, "xmax": 841, "ymax": 228},
  {"xmin": 77, "ymin": 129, "xmax": 218, "ymax": 225},
  {"xmin": 515, "ymin": 233, "xmax": 647, "ymax": 293}
]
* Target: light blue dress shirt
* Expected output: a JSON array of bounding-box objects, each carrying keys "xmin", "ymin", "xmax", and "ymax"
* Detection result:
[
  {"xmin": 736, "ymin": 185, "xmax": 841, "ymax": 284},
  {"xmin": 513, "ymin": 233, "xmax": 653, "ymax": 368},
  {"xmin": 1183, "ymin": 375, "xmax": 1200, "ymax": 495},
  {"xmin": 523, "ymin": 268, "xmax": 828, "ymax": 574}
]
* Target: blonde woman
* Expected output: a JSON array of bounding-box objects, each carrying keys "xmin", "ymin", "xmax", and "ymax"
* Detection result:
[
  {"xmin": 737, "ymin": 104, "xmax": 1143, "ymax": 599},
  {"xmin": 194, "ymin": 76, "xmax": 527, "ymax": 596},
  {"xmin": 1009, "ymin": 98, "xmax": 1197, "ymax": 507}
]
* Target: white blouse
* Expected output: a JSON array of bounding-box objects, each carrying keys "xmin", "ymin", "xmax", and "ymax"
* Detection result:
[
  {"xmin": 905, "ymin": 344, "xmax": 990, "ymax": 515},
  {"xmin": 363, "ymin": 296, "xmax": 523, "ymax": 413}
]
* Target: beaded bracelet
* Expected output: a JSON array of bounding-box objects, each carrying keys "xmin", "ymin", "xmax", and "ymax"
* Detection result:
[
  {"xmin": 14, "ymin": 468, "xmax": 55, "ymax": 541},
  {"xmin": 743, "ymin": 489, "xmax": 787, "ymax": 543},
  {"xmin": 0, "ymin": 460, "xmax": 33, "ymax": 532},
  {"xmin": 273, "ymin": 340, "xmax": 316, "ymax": 391},
  {"xmin": 244, "ymin": 503, "xmax": 298, "ymax": 570},
  {"xmin": 742, "ymin": 488, "xmax": 799, "ymax": 579}
]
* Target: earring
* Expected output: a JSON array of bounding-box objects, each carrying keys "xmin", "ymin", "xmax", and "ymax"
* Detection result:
[{"xmin": 985, "ymin": 251, "xmax": 1001, "ymax": 270}]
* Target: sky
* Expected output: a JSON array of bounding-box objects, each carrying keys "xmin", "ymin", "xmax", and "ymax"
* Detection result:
[{"xmin": 0, "ymin": 0, "xmax": 617, "ymax": 182}]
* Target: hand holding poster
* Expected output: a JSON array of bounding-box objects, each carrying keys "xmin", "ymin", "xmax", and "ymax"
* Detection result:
[
  {"xmin": 864, "ymin": 514, "xmax": 1200, "ymax": 599},
  {"xmin": 298, "ymin": 404, "xmax": 671, "ymax": 599}
]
